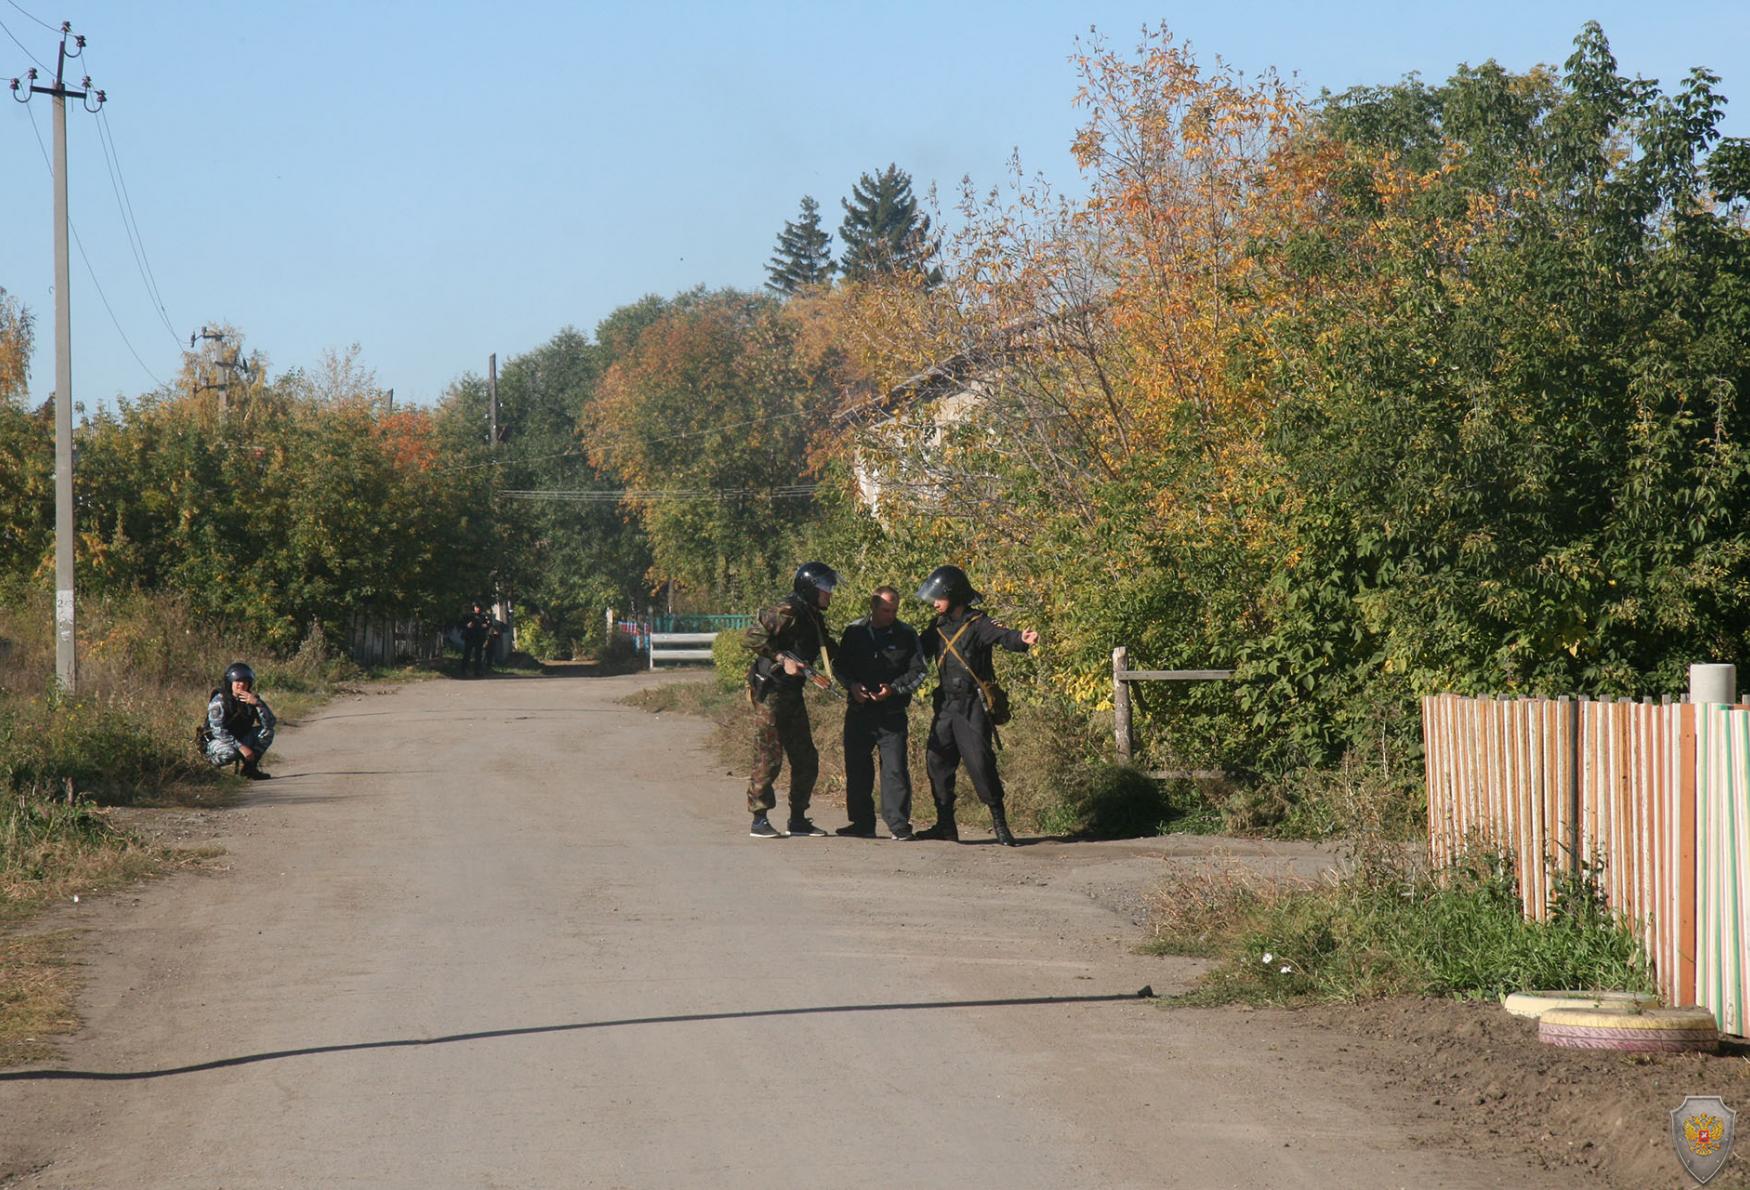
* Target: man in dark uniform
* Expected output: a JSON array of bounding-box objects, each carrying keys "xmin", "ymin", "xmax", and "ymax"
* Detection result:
[
  {"xmin": 741, "ymin": 561, "xmax": 839, "ymax": 839},
  {"xmin": 914, "ymin": 565, "xmax": 1039, "ymax": 846},
  {"xmin": 831, "ymin": 585, "xmax": 926, "ymax": 841},
  {"xmin": 461, "ymin": 601, "xmax": 492, "ymax": 677}
]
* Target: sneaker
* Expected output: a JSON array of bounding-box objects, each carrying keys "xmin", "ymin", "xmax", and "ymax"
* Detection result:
[
  {"xmin": 786, "ymin": 818, "xmax": 828, "ymax": 837},
  {"xmin": 749, "ymin": 815, "xmax": 783, "ymax": 839},
  {"xmin": 889, "ymin": 826, "xmax": 917, "ymax": 841},
  {"xmin": 835, "ymin": 824, "xmax": 877, "ymax": 838}
]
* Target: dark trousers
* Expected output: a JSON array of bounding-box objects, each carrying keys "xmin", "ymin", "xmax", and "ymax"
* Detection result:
[
  {"xmin": 747, "ymin": 694, "xmax": 817, "ymax": 819},
  {"xmin": 844, "ymin": 704, "xmax": 913, "ymax": 832},
  {"xmin": 926, "ymin": 695, "xmax": 1004, "ymax": 809},
  {"xmin": 462, "ymin": 636, "xmax": 486, "ymax": 675}
]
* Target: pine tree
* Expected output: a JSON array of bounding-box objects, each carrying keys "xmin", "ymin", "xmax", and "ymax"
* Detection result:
[
  {"xmin": 838, "ymin": 164, "xmax": 938, "ymax": 283},
  {"xmin": 765, "ymin": 196, "xmax": 836, "ymax": 296}
]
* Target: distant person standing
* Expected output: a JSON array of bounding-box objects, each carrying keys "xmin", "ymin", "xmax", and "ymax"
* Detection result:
[
  {"xmin": 204, "ymin": 661, "xmax": 276, "ymax": 780},
  {"xmin": 914, "ymin": 565, "xmax": 1038, "ymax": 846},
  {"xmin": 741, "ymin": 562, "xmax": 839, "ymax": 839},
  {"xmin": 832, "ymin": 586, "xmax": 925, "ymax": 840},
  {"xmin": 461, "ymin": 601, "xmax": 492, "ymax": 677}
]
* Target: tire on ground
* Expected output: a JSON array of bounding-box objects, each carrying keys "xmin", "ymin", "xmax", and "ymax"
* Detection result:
[
  {"xmin": 1500, "ymin": 989, "xmax": 1660, "ymax": 1019},
  {"xmin": 1537, "ymin": 1005, "xmax": 1719, "ymax": 1053}
]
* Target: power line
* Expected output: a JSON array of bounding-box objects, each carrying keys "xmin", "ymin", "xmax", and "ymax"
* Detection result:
[
  {"xmin": 3, "ymin": 0, "xmax": 56, "ymax": 33},
  {"xmin": 0, "ymin": 12, "xmax": 48, "ymax": 71},
  {"xmin": 499, "ymin": 484, "xmax": 822, "ymax": 503},
  {"xmin": 25, "ymin": 102, "xmax": 165, "ymax": 388},
  {"xmin": 425, "ymin": 406, "xmax": 815, "ymax": 478},
  {"xmin": 91, "ymin": 104, "xmax": 181, "ymax": 346}
]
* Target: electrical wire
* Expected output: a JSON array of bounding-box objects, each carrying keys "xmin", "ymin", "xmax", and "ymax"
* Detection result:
[
  {"xmin": 0, "ymin": 11, "xmax": 48, "ymax": 71},
  {"xmin": 424, "ymin": 406, "xmax": 816, "ymax": 478},
  {"xmin": 25, "ymin": 102, "xmax": 166, "ymax": 388},
  {"xmin": 93, "ymin": 105, "xmax": 181, "ymax": 346},
  {"xmin": 499, "ymin": 484, "xmax": 821, "ymax": 503},
  {"xmin": 3, "ymin": 0, "xmax": 56, "ymax": 33}
]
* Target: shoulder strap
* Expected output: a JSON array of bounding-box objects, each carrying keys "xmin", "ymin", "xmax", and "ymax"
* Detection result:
[{"xmin": 937, "ymin": 616, "xmax": 998, "ymax": 711}]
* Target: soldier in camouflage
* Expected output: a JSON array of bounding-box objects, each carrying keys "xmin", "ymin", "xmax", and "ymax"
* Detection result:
[{"xmin": 741, "ymin": 561, "xmax": 839, "ymax": 839}]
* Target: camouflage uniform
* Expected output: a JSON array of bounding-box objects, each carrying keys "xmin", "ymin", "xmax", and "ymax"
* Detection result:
[{"xmin": 742, "ymin": 594, "xmax": 831, "ymax": 818}]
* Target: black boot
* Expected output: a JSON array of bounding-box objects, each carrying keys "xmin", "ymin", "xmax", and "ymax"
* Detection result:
[
  {"xmin": 990, "ymin": 803, "xmax": 1017, "ymax": 847},
  {"xmin": 914, "ymin": 805, "xmax": 958, "ymax": 842},
  {"xmin": 240, "ymin": 757, "xmax": 270, "ymax": 781}
]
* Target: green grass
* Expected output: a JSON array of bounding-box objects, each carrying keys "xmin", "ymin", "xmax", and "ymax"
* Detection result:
[{"xmin": 1146, "ymin": 848, "xmax": 1656, "ymax": 1004}]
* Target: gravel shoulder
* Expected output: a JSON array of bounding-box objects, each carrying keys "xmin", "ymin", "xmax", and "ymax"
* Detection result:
[{"xmin": 0, "ymin": 670, "xmax": 1557, "ymax": 1188}]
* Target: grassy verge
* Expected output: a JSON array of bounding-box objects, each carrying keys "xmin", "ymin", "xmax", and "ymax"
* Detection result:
[
  {"xmin": 0, "ymin": 796, "xmax": 220, "ymax": 1066},
  {"xmin": 1145, "ymin": 846, "xmax": 1656, "ymax": 1005},
  {"xmin": 0, "ymin": 588, "xmax": 375, "ymax": 806},
  {"xmin": 0, "ymin": 585, "xmax": 397, "ymax": 1066},
  {"xmin": 0, "ymin": 931, "xmax": 80, "ymax": 1066}
]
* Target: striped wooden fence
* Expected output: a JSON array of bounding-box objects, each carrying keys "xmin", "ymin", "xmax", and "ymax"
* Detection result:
[
  {"xmin": 1422, "ymin": 694, "xmax": 1750, "ymax": 1032},
  {"xmin": 1698, "ymin": 703, "xmax": 1750, "ymax": 1034}
]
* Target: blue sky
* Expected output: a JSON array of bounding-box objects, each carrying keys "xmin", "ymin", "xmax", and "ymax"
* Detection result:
[{"xmin": 2, "ymin": 1, "xmax": 1747, "ymax": 411}]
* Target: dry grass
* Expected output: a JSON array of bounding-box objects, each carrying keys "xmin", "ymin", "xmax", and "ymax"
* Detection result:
[
  {"xmin": 0, "ymin": 587, "xmax": 360, "ymax": 805},
  {"xmin": 0, "ymin": 931, "xmax": 81, "ymax": 1066},
  {"xmin": 1142, "ymin": 860, "xmax": 1312, "ymax": 957}
]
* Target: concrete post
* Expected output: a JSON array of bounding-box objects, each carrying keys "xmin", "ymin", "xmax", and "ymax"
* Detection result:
[{"xmin": 1689, "ymin": 663, "xmax": 1738, "ymax": 705}]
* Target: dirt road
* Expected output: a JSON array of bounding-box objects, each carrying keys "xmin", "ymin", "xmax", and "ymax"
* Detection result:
[{"xmin": 0, "ymin": 671, "xmax": 1555, "ymax": 1188}]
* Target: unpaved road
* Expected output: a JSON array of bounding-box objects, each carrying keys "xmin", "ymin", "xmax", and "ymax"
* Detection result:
[{"xmin": 0, "ymin": 671, "xmax": 1556, "ymax": 1188}]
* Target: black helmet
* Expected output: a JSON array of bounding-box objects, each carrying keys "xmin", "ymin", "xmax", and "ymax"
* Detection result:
[
  {"xmin": 792, "ymin": 561, "xmax": 839, "ymax": 600},
  {"xmin": 223, "ymin": 661, "xmax": 256, "ymax": 688},
  {"xmin": 916, "ymin": 564, "xmax": 979, "ymax": 606}
]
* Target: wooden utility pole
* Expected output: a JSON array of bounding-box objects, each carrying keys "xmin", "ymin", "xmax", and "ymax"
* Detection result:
[
  {"xmin": 14, "ymin": 23, "xmax": 105, "ymax": 693},
  {"xmin": 1112, "ymin": 647, "xmax": 1133, "ymax": 760}
]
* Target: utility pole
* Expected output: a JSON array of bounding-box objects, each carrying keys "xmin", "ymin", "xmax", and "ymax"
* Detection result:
[
  {"xmin": 12, "ymin": 23, "xmax": 105, "ymax": 694},
  {"xmin": 487, "ymin": 352, "xmax": 498, "ymax": 447},
  {"xmin": 190, "ymin": 325, "xmax": 250, "ymax": 413}
]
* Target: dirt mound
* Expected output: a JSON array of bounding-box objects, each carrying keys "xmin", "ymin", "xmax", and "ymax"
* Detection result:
[{"xmin": 1274, "ymin": 998, "xmax": 1750, "ymax": 1188}]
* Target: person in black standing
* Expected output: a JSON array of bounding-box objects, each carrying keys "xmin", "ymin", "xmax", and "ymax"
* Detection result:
[
  {"xmin": 914, "ymin": 565, "xmax": 1039, "ymax": 846},
  {"xmin": 832, "ymin": 585, "xmax": 926, "ymax": 841},
  {"xmin": 461, "ymin": 601, "xmax": 492, "ymax": 677}
]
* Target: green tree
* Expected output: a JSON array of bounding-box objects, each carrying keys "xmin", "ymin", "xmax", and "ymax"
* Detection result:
[
  {"xmin": 839, "ymin": 164, "xmax": 938, "ymax": 282},
  {"xmin": 767, "ymin": 195, "xmax": 836, "ymax": 295},
  {"xmin": 585, "ymin": 289, "xmax": 831, "ymax": 606}
]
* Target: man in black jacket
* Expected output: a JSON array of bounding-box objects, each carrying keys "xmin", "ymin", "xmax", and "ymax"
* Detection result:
[
  {"xmin": 914, "ymin": 566, "xmax": 1039, "ymax": 846},
  {"xmin": 832, "ymin": 585, "xmax": 926, "ymax": 841},
  {"xmin": 461, "ymin": 601, "xmax": 493, "ymax": 677}
]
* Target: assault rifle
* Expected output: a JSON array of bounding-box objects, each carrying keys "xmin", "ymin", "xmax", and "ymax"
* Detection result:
[{"xmin": 777, "ymin": 651, "xmax": 844, "ymax": 698}]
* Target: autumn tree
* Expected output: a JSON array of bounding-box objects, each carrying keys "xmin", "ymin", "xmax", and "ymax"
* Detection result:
[
  {"xmin": 766, "ymin": 195, "xmax": 836, "ymax": 295},
  {"xmin": 585, "ymin": 289, "xmax": 832, "ymax": 605}
]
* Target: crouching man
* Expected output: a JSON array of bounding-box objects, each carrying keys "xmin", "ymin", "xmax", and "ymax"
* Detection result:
[{"xmin": 206, "ymin": 661, "xmax": 277, "ymax": 780}]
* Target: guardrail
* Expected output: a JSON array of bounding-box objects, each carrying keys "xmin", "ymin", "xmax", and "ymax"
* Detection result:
[{"xmin": 649, "ymin": 631, "xmax": 717, "ymax": 668}]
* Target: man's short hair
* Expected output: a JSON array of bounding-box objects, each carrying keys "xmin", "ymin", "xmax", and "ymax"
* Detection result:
[{"xmin": 871, "ymin": 586, "xmax": 899, "ymax": 604}]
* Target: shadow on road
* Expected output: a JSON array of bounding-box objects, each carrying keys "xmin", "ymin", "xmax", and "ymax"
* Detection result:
[{"xmin": 0, "ymin": 991, "xmax": 1155, "ymax": 1083}]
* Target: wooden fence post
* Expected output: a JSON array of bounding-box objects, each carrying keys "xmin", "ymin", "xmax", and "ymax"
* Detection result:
[
  {"xmin": 1575, "ymin": 696, "xmax": 1589, "ymax": 875},
  {"xmin": 1113, "ymin": 647, "xmax": 1133, "ymax": 761}
]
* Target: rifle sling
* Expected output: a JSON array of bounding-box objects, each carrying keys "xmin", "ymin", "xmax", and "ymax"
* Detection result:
[{"xmin": 938, "ymin": 617, "xmax": 1000, "ymax": 715}]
